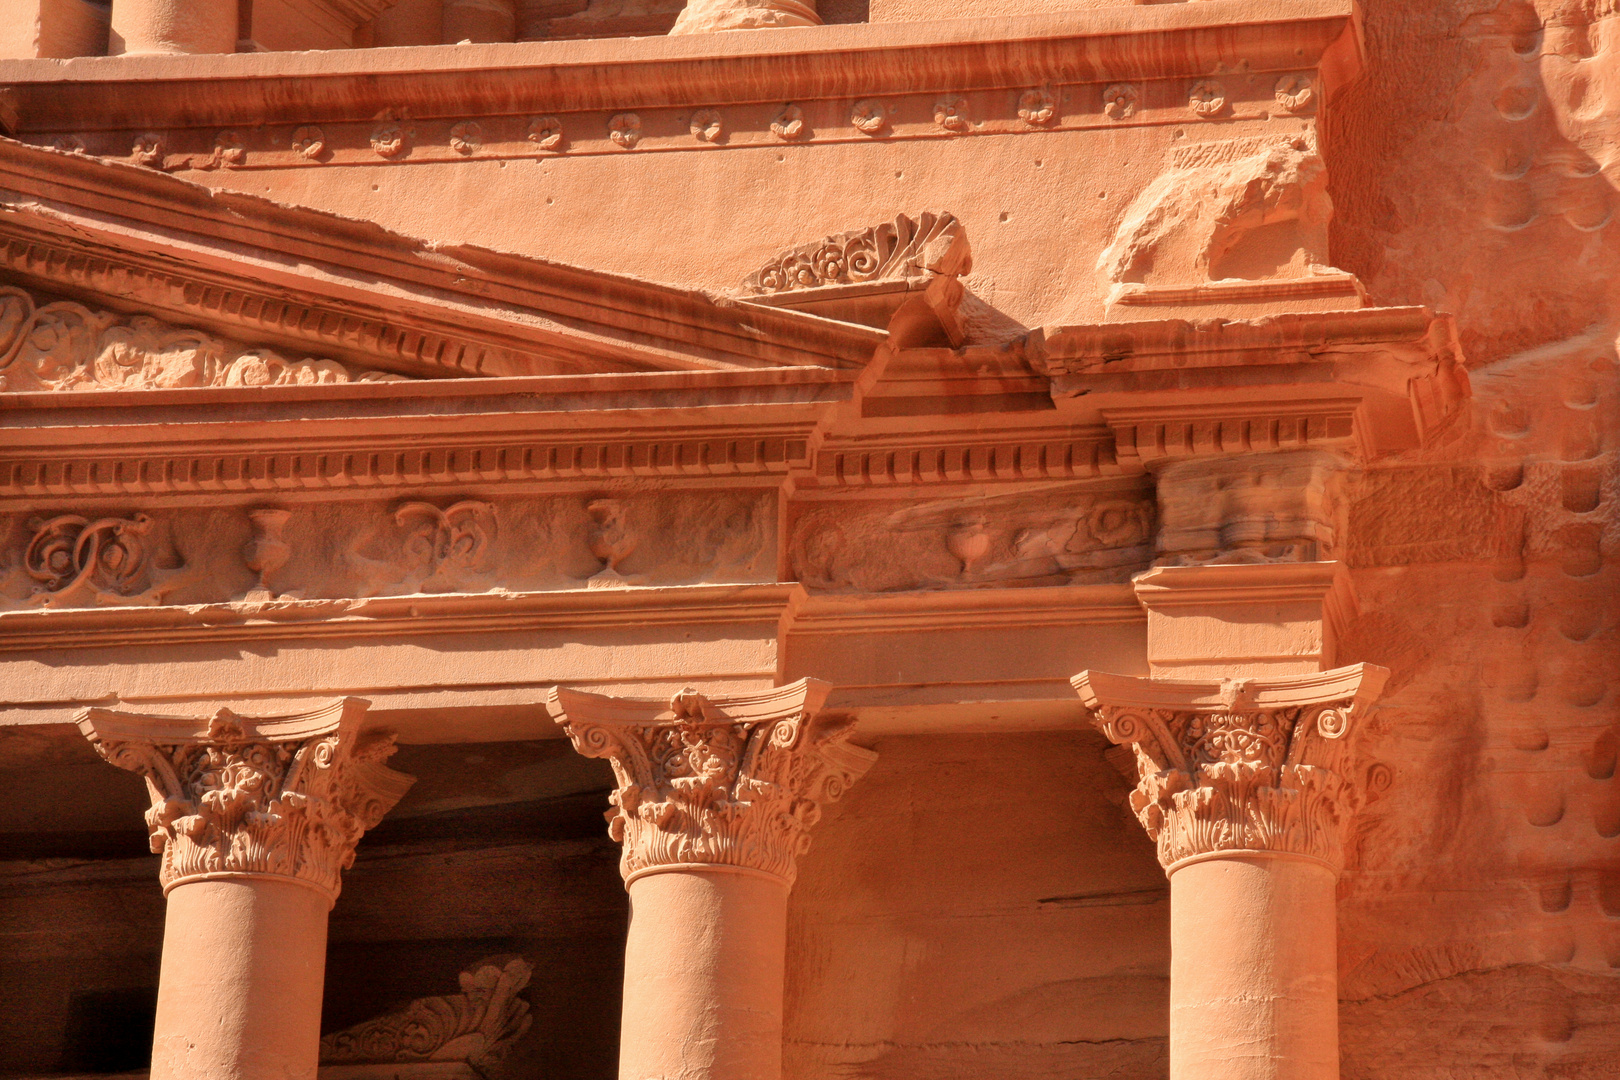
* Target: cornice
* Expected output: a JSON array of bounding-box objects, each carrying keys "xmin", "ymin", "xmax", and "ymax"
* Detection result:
[
  {"xmin": 0, "ymin": 2, "xmax": 1357, "ymax": 134},
  {"xmin": 0, "ymin": 583, "xmax": 805, "ymax": 652},
  {"xmin": 0, "ymin": 370, "xmax": 850, "ymax": 504}
]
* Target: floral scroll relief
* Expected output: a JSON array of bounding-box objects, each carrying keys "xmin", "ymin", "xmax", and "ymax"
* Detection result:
[
  {"xmin": 24, "ymin": 512, "xmax": 188, "ymax": 607},
  {"xmin": 321, "ymin": 956, "xmax": 533, "ymax": 1070},
  {"xmin": 740, "ymin": 211, "xmax": 966, "ymax": 294},
  {"xmin": 550, "ymin": 683, "xmax": 877, "ymax": 887},
  {"xmin": 0, "ymin": 287, "xmax": 405, "ymax": 392},
  {"xmin": 1074, "ymin": 666, "xmax": 1389, "ymax": 873}
]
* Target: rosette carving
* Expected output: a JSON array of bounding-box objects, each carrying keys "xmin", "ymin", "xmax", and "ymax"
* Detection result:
[
  {"xmin": 320, "ymin": 956, "xmax": 532, "ymax": 1069},
  {"xmin": 1073, "ymin": 665, "xmax": 1388, "ymax": 873},
  {"xmin": 547, "ymin": 679, "xmax": 876, "ymax": 887},
  {"xmin": 77, "ymin": 699, "xmax": 414, "ymax": 902}
]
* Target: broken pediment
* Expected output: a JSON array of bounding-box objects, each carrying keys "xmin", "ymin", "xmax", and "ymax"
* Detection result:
[{"xmin": 0, "ymin": 138, "xmax": 882, "ymax": 383}]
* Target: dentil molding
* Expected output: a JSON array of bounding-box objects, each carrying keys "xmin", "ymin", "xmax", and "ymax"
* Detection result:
[
  {"xmin": 1072, "ymin": 664, "xmax": 1388, "ymax": 874},
  {"xmin": 76, "ymin": 697, "xmax": 415, "ymax": 902},
  {"xmin": 545, "ymin": 678, "xmax": 876, "ymax": 886}
]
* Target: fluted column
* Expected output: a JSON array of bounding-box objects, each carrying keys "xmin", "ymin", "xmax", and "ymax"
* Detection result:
[
  {"xmin": 78, "ymin": 698, "xmax": 414, "ymax": 1080},
  {"xmin": 109, "ymin": 0, "xmax": 236, "ymax": 53},
  {"xmin": 1072, "ymin": 665, "xmax": 1388, "ymax": 1080},
  {"xmin": 546, "ymin": 678, "xmax": 875, "ymax": 1080}
]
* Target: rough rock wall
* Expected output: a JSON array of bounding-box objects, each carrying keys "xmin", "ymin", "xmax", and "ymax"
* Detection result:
[{"xmin": 1324, "ymin": 0, "xmax": 1620, "ymax": 1054}]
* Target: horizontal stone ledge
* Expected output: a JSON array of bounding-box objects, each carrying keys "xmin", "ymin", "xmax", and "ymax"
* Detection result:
[{"xmin": 0, "ymin": 1, "xmax": 1356, "ymax": 133}]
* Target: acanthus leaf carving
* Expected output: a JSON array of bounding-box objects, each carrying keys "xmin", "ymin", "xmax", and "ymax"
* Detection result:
[
  {"xmin": 547, "ymin": 679, "xmax": 876, "ymax": 886},
  {"xmin": 1073, "ymin": 665, "xmax": 1389, "ymax": 874},
  {"xmin": 740, "ymin": 212, "xmax": 969, "ymax": 295},
  {"xmin": 0, "ymin": 286, "xmax": 407, "ymax": 392},
  {"xmin": 320, "ymin": 956, "xmax": 533, "ymax": 1070},
  {"xmin": 77, "ymin": 698, "xmax": 415, "ymax": 901}
]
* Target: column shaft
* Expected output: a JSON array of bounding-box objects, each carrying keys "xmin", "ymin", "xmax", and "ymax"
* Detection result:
[
  {"xmin": 152, "ymin": 878, "xmax": 329, "ymax": 1080},
  {"xmin": 621, "ymin": 870, "xmax": 789, "ymax": 1080},
  {"xmin": 110, "ymin": 0, "xmax": 236, "ymax": 54},
  {"xmin": 1169, "ymin": 855, "xmax": 1338, "ymax": 1080}
]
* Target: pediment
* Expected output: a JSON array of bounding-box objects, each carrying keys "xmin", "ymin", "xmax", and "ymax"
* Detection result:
[{"xmin": 0, "ymin": 138, "xmax": 882, "ymax": 388}]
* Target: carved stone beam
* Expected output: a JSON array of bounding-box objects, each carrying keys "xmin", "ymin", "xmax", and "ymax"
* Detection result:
[
  {"xmin": 78, "ymin": 698, "xmax": 415, "ymax": 1080},
  {"xmin": 1073, "ymin": 664, "xmax": 1388, "ymax": 1080},
  {"xmin": 546, "ymin": 678, "xmax": 875, "ymax": 1080}
]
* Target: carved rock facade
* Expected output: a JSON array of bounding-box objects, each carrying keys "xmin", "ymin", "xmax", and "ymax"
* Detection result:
[
  {"xmin": 546, "ymin": 680, "xmax": 876, "ymax": 886},
  {"xmin": 1074, "ymin": 665, "xmax": 1389, "ymax": 873},
  {"xmin": 77, "ymin": 699, "xmax": 415, "ymax": 901}
]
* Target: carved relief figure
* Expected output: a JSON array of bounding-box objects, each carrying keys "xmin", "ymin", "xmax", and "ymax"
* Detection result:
[
  {"xmin": 1153, "ymin": 452, "xmax": 1345, "ymax": 566},
  {"xmin": 349, "ymin": 500, "xmax": 498, "ymax": 596},
  {"xmin": 320, "ymin": 956, "xmax": 533, "ymax": 1073},
  {"xmin": 0, "ymin": 286, "xmax": 404, "ymax": 391},
  {"xmin": 790, "ymin": 485, "xmax": 1153, "ymax": 592},
  {"xmin": 1098, "ymin": 133, "xmax": 1334, "ymax": 287}
]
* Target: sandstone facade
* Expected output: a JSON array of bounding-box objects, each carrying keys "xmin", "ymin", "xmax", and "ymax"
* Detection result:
[{"xmin": 0, "ymin": 0, "xmax": 1615, "ymax": 1078}]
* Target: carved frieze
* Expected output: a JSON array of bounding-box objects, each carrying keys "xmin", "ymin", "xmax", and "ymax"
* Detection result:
[
  {"xmin": 789, "ymin": 484, "xmax": 1153, "ymax": 592},
  {"xmin": 546, "ymin": 680, "xmax": 876, "ymax": 886},
  {"xmin": 740, "ymin": 212, "xmax": 967, "ymax": 294},
  {"xmin": 321, "ymin": 956, "xmax": 533, "ymax": 1069},
  {"xmin": 1152, "ymin": 451, "xmax": 1346, "ymax": 566},
  {"xmin": 1073, "ymin": 665, "xmax": 1389, "ymax": 873},
  {"xmin": 0, "ymin": 287, "xmax": 405, "ymax": 392},
  {"xmin": 0, "ymin": 491, "xmax": 775, "ymax": 611},
  {"xmin": 77, "ymin": 698, "xmax": 414, "ymax": 901}
]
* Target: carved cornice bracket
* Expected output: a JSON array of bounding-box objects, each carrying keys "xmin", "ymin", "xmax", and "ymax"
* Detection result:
[
  {"xmin": 76, "ymin": 697, "xmax": 415, "ymax": 902},
  {"xmin": 1072, "ymin": 664, "xmax": 1388, "ymax": 874},
  {"xmin": 545, "ymin": 678, "xmax": 876, "ymax": 886}
]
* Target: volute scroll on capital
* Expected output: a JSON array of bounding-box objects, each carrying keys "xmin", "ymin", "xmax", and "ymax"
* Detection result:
[
  {"xmin": 76, "ymin": 697, "xmax": 415, "ymax": 903},
  {"xmin": 545, "ymin": 678, "xmax": 876, "ymax": 887},
  {"xmin": 1073, "ymin": 664, "xmax": 1388, "ymax": 875}
]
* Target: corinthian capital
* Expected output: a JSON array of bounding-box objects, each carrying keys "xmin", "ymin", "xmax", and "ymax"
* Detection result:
[
  {"xmin": 546, "ymin": 679, "xmax": 875, "ymax": 887},
  {"xmin": 1073, "ymin": 664, "xmax": 1388, "ymax": 874},
  {"xmin": 77, "ymin": 698, "xmax": 414, "ymax": 902}
]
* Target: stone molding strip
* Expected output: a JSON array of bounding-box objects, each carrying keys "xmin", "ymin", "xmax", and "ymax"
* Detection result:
[
  {"xmin": 0, "ymin": 2, "xmax": 1359, "ymax": 134},
  {"xmin": 0, "ymin": 582, "xmax": 805, "ymax": 652}
]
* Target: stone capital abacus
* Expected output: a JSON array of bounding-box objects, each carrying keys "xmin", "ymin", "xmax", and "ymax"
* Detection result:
[
  {"xmin": 1073, "ymin": 664, "xmax": 1388, "ymax": 874},
  {"xmin": 546, "ymin": 678, "xmax": 876, "ymax": 887},
  {"xmin": 77, "ymin": 697, "xmax": 415, "ymax": 903}
]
